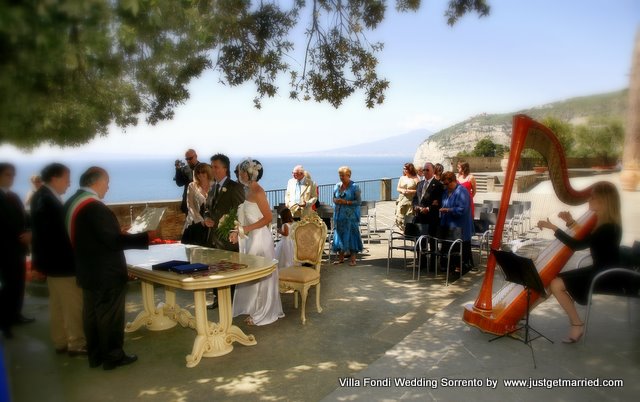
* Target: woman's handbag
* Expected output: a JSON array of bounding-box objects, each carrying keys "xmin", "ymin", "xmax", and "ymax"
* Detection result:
[
  {"xmin": 181, "ymin": 204, "xmax": 209, "ymax": 246},
  {"xmin": 181, "ymin": 222, "xmax": 208, "ymax": 246}
]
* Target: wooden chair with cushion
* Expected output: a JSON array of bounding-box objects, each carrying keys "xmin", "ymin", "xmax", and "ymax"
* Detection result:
[{"xmin": 279, "ymin": 213, "xmax": 328, "ymax": 324}]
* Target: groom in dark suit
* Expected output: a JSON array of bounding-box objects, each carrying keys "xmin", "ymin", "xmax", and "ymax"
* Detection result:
[
  {"xmin": 204, "ymin": 153, "xmax": 245, "ymax": 250},
  {"xmin": 203, "ymin": 154, "xmax": 245, "ymax": 309},
  {"xmin": 413, "ymin": 162, "xmax": 444, "ymax": 271}
]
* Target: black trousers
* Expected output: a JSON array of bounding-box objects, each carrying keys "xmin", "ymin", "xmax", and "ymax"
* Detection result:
[
  {"xmin": 83, "ymin": 285, "xmax": 127, "ymax": 365},
  {"xmin": 462, "ymin": 240, "xmax": 475, "ymax": 268},
  {"xmin": 0, "ymin": 254, "xmax": 26, "ymax": 332},
  {"xmin": 439, "ymin": 240, "xmax": 475, "ymax": 271},
  {"xmin": 418, "ymin": 223, "xmax": 439, "ymax": 271}
]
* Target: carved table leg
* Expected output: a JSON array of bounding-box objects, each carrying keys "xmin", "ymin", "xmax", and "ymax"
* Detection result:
[
  {"xmin": 185, "ymin": 286, "xmax": 257, "ymax": 368},
  {"xmin": 162, "ymin": 287, "xmax": 196, "ymax": 329},
  {"xmin": 125, "ymin": 281, "xmax": 178, "ymax": 332}
]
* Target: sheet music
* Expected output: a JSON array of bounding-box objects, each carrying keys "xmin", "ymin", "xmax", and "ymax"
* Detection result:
[{"xmin": 127, "ymin": 207, "xmax": 166, "ymax": 234}]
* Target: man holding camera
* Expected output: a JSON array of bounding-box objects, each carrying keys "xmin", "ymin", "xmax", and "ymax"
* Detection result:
[{"xmin": 174, "ymin": 149, "xmax": 200, "ymax": 215}]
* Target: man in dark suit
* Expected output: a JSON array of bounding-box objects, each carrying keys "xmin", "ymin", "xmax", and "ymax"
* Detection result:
[
  {"xmin": 203, "ymin": 154, "xmax": 245, "ymax": 309},
  {"xmin": 30, "ymin": 163, "xmax": 86, "ymax": 355},
  {"xmin": 204, "ymin": 153, "xmax": 245, "ymax": 251},
  {"xmin": 413, "ymin": 162, "xmax": 444, "ymax": 271},
  {"xmin": 64, "ymin": 167, "xmax": 150, "ymax": 370},
  {"xmin": 174, "ymin": 148, "xmax": 200, "ymax": 215},
  {"xmin": 0, "ymin": 163, "xmax": 34, "ymax": 339}
]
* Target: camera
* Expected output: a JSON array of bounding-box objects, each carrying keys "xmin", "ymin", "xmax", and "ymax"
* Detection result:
[{"xmin": 175, "ymin": 159, "xmax": 185, "ymax": 168}]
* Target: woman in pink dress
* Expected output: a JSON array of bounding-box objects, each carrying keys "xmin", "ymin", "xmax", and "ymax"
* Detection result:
[
  {"xmin": 456, "ymin": 160, "xmax": 477, "ymax": 270},
  {"xmin": 456, "ymin": 160, "xmax": 476, "ymax": 218}
]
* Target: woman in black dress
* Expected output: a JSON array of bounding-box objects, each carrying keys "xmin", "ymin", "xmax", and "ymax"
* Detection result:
[{"xmin": 537, "ymin": 181, "xmax": 622, "ymax": 343}]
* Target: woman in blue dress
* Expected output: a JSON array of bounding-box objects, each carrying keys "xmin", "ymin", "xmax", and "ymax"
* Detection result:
[
  {"xmin": 332, "ymin": 166, "xmax": 363, "ymax": 266},
  {"xmin": 439, "ymin": 171, "xmax": 474, "ymax": 273}
]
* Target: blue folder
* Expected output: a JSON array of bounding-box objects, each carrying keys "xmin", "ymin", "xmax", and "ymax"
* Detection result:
[
  {"xmin": 151, "ymin": 260, "xmax": 190, "ymax": 271},
  {"xmin": 169, "ymin": 263, "xmax": 210, "ymax": 274}
]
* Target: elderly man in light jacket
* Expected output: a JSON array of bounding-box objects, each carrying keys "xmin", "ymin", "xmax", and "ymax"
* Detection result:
[{"xmin": 285, "ymin": 165, "xmax": 318, "ymax": 219}]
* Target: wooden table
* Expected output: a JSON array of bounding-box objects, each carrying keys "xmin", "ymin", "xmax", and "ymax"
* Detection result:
[{"xmin": 124, "ymin": 244, "xmax": 277, "ymax": 367}]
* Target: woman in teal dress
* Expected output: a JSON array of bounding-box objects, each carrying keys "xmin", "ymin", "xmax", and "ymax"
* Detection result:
[{"xmin": 332, "ymin": 166, "xmax": 363, "ymax": 266}]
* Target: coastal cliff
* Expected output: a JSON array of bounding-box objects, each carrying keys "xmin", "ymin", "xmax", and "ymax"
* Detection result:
[{"xmin": 414, "ymin": 89, "xmax": 627, "ymax": 166}]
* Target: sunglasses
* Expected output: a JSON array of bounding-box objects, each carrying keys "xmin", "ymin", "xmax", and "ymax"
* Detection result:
[{"xmin": 186, "ymin": 156, "xmax": 195, "ymax": 161}]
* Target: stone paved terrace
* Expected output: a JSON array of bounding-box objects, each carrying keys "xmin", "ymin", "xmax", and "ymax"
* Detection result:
[{"xmin": 2, "ymin": 171, "xmax": 639, "ymax": 402}]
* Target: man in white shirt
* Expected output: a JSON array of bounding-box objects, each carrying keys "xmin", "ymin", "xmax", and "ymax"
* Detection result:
[{"xmin": 285, "ymin": 165, "xmax": 318, "ymax": 219}]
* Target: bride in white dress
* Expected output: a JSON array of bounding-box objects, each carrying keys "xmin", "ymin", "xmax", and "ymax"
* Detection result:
[{"xmin": 230, "ymin": 159, "xmax": 284, "ymax": 326}]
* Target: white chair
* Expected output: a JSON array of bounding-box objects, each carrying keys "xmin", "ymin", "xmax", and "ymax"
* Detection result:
[
  {"xmin": 361, "ymin": 200, "xmax": 377, "ymax": 232},
  {"xmin": 316, "ymin": 204, "xmax": 334, "ymax": 262},
  {"xmin": 359, "ymin": 204, "xmax": 370, "ymax": 244}
]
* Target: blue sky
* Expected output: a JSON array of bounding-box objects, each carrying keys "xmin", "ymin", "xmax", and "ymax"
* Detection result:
[{"xmin": 1, "ymin": 0, "xmax": 638, "ymax": 160}]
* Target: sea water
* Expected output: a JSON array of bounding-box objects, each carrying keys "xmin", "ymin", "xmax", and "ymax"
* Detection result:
[{"xmin": 11, "ymin": 155, "xmax": 412, "ymax": 204}]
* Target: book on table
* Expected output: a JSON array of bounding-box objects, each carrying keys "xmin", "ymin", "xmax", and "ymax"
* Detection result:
[{"xmin": 127, "ymin": 207, "xmax": 167, "ymax": 234}]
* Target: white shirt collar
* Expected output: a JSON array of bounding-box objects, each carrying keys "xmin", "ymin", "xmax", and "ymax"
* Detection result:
[
  {"xmin": 214, "ymin": 176, "xmax": 228, "ymax": 188},
  {"xmin": 80, "ymin": 186, "xmax": 99, "ymax": 196}
]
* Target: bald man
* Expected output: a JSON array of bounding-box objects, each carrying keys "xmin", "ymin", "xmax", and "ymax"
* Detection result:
[
  {"xmin": 65, "ymin": 167, "xmax": 151, "ymax": 370},
  {"xmin": 174, "ymin": 148, "xmax": 200, "ymax": 214}
]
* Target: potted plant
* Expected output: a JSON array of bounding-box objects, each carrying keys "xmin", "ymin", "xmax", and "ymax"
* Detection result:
[{"xmin": 532, "ymin": 155, "xmax": 548, "ymax": 173}]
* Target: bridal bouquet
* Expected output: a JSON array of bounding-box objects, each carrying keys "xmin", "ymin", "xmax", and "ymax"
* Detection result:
[{"xmin": 216, "ymin": 208, "xmax": 239, "ymax": 240}]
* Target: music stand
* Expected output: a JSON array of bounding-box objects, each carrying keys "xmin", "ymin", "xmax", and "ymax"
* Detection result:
[{"xmin": 488, "ymin": 249, "xmax": 553, "ymax": 368}]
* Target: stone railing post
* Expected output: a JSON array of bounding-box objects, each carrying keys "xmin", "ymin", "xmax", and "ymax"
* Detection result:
[
  {"xmin": 621, "ymin": 29, "xmax": 640, "ymax": 191},
  {"xmin": 380, "ymin": 178, "xmax": 392, "ymax": 201}
]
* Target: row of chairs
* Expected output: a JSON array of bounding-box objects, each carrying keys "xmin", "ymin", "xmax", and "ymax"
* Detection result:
[
  {"xmin": 316, "ymin": 201, "xmax": 377, "ymax": 262},
  {"xmin": 475, "ymin": 200, "xmax": 533, "ymax": 241},
  {"xmin": 469, "ymin": 200, "xmax": 534, "ymax": 264},
  {"xmin": 387, "ymin": 222, "xmax": 465, "ymax": 286},
  {"xmin": 387, "ymin": 200, "xmax": 531, "ymax": 283}
]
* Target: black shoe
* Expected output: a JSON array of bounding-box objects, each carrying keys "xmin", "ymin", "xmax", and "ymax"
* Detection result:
[
  {"xmin": 55, "ymin": 347, "xmax": 68, "ymax": 354},
  {"xmin": 14, "ymin": 315, "xmax": 35, "ymax": 325},
  {"xmin": 89, "ymin": 359, "xmax": 103, "ymax": 368},
  {"xmin": 103, "ymin": 354, "xmax": 138, "ymax": 370},
  {"xmin": 68, "ymin": 347, "xmax": 88, "ymax": 357},
  {"xmin": 207, "ymin": 300, "xmax": 218, "ymax": 310}
]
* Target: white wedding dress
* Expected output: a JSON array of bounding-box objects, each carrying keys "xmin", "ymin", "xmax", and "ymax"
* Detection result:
[
  {"xmin": 275, "ymin": 222, "xmax": 294, "ymax": 269},
  {"xmin": 232, "ymin": 201, "xmax": 284, "ymax": 325}
]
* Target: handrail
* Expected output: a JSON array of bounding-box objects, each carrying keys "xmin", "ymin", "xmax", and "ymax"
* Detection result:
[{"xmin": 266, "ymin": 177, "xmax": 400, "ymax": 208}]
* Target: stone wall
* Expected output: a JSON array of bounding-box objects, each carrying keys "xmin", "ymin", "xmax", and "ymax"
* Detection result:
[
  {"xmin": 108, "ymin": 199, "xmax": 185, "ymax": 241},
  {"xmin": 446, "ymin": 156, "xmax": 611, "ymax": 173}
]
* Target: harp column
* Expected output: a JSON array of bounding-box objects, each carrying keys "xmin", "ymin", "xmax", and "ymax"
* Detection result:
[{"xmin": 621, "ymin": 29, "xmax": 640, "ymax": 192}]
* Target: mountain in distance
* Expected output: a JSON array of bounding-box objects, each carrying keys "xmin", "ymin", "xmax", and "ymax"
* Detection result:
[
  {"xmin": 414, "ymin": 89, "xmax": 628, "ymax": 165},
  {"xmin": 302, "ymin": 128, "xmax": 432, "ymax": 157}
]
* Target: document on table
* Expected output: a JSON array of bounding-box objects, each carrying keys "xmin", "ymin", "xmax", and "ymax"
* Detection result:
[{"xmin": 127, "ymin": 207, "xmax": 167, "ymax": 234}]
